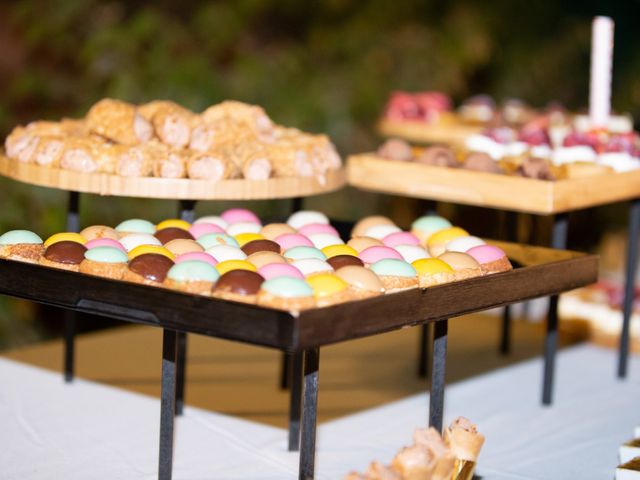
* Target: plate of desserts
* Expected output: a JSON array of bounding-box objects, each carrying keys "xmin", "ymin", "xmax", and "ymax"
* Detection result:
[{"xmin": 1, "ymin": 99, "xmax": 345, "ymax": 199}]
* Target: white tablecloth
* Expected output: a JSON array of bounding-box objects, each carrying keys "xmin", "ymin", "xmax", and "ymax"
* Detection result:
[{"xmin": 1, "ymin": 344, "xmax": 638, "ymax": 479}]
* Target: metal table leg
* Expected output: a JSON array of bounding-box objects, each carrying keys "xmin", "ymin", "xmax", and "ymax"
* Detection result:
[
  {"xmin": 159, "ymin": 329, "xmax": 178, "ymax": 480},
  {"xmin": 618, "ymin": 198, "xmax": 640, "ymax": 378},
  {"xmin": 298, "ymin": 348, "xmax": 320, "ymax": 480},
  {"xmin": 542, "ymin": 213, "xmax": 569, "ymax": 405},
  {"xmin": 64, "ymin": 191, "xmax": 80, "ymax": 383},
  {"xmin": 429, "ymin": 319, "xmax": 448, "ymax": 433},
  {"xmin": 418, "ymin": 323, "xmax": 430, "ymax": 378},
  {"xmin": 499, "ymin": 211, "xmax": 518, "ymax": 356},
  {"xmin": 288, "ymin": 351, "xmax": 303, "ymax": 451},
  {"xmin": 174, "ymin": 200, "xmax": 197, "ymax": 415}
]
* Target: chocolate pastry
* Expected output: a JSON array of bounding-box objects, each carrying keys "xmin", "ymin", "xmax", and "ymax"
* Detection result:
[
  {"xmin": 213, "ymin": 270, "xmax": 264, "ymax": 296},
  {"xmin": 44, "ymin": 241, "xmax": 87, "ymax": 264},
  {"xmin": 327, "ymin": 254, "xmax": 364, "ymax": 270},
  {"xmin": 128, "ymin": 253, "xmax": 174, "ymax": 282},
  {"xmin": 416, "ymin": 146, "xmax": 458, "ymax": 167},
  {"xmin": 463, "ymin": 152, "xmax": 502, "ymax": 173},
  {"xmin": 377, "ymin": 138, "xmax": 413, "ymax": 162},
  {"xmin": 241, "ymin": 239, "xmax": 281, "ymax": 256},
  {"xmin": 517, "ymin": 156, "xmax": 555, "ymax": 180},
  {"xmin": 154, "ymin": 227, "xmax": 194, "ymax": 244}
]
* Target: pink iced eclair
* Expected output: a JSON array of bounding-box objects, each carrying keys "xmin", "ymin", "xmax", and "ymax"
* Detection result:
[
  {"xmin": 359, "ymin": 245, "xmax": 403, "ymax": 264},
  {"xmin": 220, "ymin": 208, "xmax": 261, "ymax": 225},
  {"xmin": 258, "ymin": 262, "xmax": 305, "ymax": 280},
  {"xmin": 274, "ymin": 233, "xmax": 313, "ymax": 250},
  {"xmin": 85, "ymin": 238, "xmax": 126, "ymax": 252},
  {"xmin": 189, "ymin": 223, "xmax": 225, "ymax": 239},
  {"xmin": 297, "ymin": 223, "xmax": 340, "ymax": 237},
  {"xmin": 175, "ymin": 251, "xmax": 218, "ymax": 267},
  {"xmin": 382, "ymin": 231, "xmax": 420, "ymax": 247},
  {"xmin": 466, "ymin": 245, "xmax": 512, "ymax": 274}
]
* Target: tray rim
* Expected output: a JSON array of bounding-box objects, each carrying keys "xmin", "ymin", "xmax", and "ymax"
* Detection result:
[
  {"xmin": 0, "ymin": 241, "xmax": 597, "ymax": 351},
  {"xmin": 0, "ymin": 155, "xmax": 346, "ymax": 200},
  {"xmin": 347, "ymin": 153, "xmax": 640, "ymax": 214}
]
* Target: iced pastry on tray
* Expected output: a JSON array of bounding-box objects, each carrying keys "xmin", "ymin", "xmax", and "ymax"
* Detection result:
[
  {"xmin": 0, "ymin": 209, "xmax": 512, "ymax": 311},
  {"xmin": 4, "ymin": 99, "xmax": 342, "ymax": 182}
]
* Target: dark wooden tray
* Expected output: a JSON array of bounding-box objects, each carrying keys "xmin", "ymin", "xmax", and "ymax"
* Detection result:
[{"xmin": 0, "ymin": 241, "xmax": 597, "ymax": 352}]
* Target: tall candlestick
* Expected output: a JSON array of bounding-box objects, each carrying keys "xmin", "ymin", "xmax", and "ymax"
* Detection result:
[{"xmin": 589, "ymin": 16, "xmax": 614, "ymax": 128}]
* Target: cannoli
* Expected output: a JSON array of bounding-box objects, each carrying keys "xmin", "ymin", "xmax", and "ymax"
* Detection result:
[
  {"xmin": 152, "ymin": 149, "xmax": 189, "ymax": 178},
  {"xmin": 4, "ymin": 127, "xmax": 40, "ymax": 163},
  {"xmin": 264, "ymin": 140, "xmax": 314, "ymax": 178},
  {"xmin": 116, "ymin": 141, "xmax": 168, "ymax": 177},
  {"xmin": 33, "ymin": 135, "xmax": 66, "ymax": 167},
  {"xmin": 226, "ymin": 140, "xmax": 273, "ymax": 180},
  {"xmin": 138, "ymin": 100, "xmax": 197, "ymax": 149},
  {"xmin": 86, "ymin": 98, "xmax": 153, "ymax": 144},
  {"xmin": 443, "ymin": 417, "xmax": 485, "ymax": 480},
  {"xmin": 201, "ymin": 100, "xmax": 274, "ymax": 139},
  {"xmin": 186, "ymin": 148, "xmax": 237, "ymax": 181},
  {"xmin": 60, "ymin": 136, "xmax": 116, "ymax": 173}
]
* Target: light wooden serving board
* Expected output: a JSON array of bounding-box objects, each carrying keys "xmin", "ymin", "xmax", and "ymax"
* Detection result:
[
  {"xmin": 0, "ymin": 155, "xmax": 346, "ymax": 200},
  {"xmin": 347, "ymin": 154, "xmax": 640, "ymax": 214},
  {"xmin": 378, "ymin": 119, "xmax": 482, "ymax": 147}
]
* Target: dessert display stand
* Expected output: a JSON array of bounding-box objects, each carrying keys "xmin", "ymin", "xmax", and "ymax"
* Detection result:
[
  {"xmin": 0, "ymin": 155, "xmax": 345, "ymax": 418},
  {"xmin": 348, "ymin": 155, "xmax": 640, "ymax": 403},
  {"xmin": 0, "ymin": 242, "xmax": 597, "ymax": 479}
]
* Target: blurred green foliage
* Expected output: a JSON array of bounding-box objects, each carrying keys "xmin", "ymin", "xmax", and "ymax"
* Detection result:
[{"xmin": 0, "ymin": 0, "xmax": 638, "ymax": 347}]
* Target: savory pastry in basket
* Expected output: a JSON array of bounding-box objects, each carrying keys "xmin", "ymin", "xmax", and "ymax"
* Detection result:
[
  {"xmin": 164, "ymin": 260, "xmax": 220, "ymax": 295},
  {"xmin": 79, "ymin": 246, "xmax": 129, "ymax": 279},
  {"xmin": 369, "ymin": 258, "xmax": 419, "ymax": 292},
  {"xmin": 138, "ymin": 100, "xmax": 197, "ymax": 149},
  {"xmin": 86, "ymin": 98, "xmax": 153, "ymax": 144},
  {"xmin": 0, "ymin": 230, "xmax": 44, "ymax": 264},
  {"xmin": 257, "ymin": 276, "xmax": 315, "ymax": 312},
  {"xmin": 211, "ymin": 269, "xmax": 264, "ymax": 303}
]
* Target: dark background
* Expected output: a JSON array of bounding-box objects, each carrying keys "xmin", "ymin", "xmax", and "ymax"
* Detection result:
[{"xmin": 0, "ymin": 0, "xmax": 637, "ymax": 348}]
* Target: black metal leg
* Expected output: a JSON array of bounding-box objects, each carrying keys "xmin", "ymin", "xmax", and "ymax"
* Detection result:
[
  {"xmin": 173, "ymin": 201, "xmax": 197, "ymax": 415},
  {"xmin": 618, "ymin": 198, "xmax": 640, "ymax": 378},
  {"xmin": 418, "ymin": 323, "xmax": 430, "ymax": 378},
  {"xmin": 499, "ymin": 211, "xmax": 518, "ymax": 356},
  {"xmin": 174, "ymin": 332, "xmax": 187, "ymax": 416},
  {"xmin": 298, "ymin": 348, "xmax": 320, "ymax": 480},
  {"xmin": 159, "ymin": 329, "xmax": 178, "ymax": 480},
  {"xmin": 288, "ymin": 351, "xmax": 303, "ymax": 451},
  {"xmin": 281, "ymin": 351, "xmax": 292, "ymax": 390},
  {"xmin": 64, "ymin": 191, "xmax": 80, "ymax": 383},
  {"xmin": 429, "ymin": 320, "xmax": 448, "ymax": 433},
  {"xmin": 542, "ymin": 213, "xmax": 569, "ymax": 405}
]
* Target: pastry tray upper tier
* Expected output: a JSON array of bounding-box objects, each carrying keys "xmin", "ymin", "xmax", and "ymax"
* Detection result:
[
  {"xmin": 0, "ymin": 241, "xmax": 596, "ymax": 351},
  {"xmin": 348, "ymin": 154, "xmax": 640, "ymax": 215}
]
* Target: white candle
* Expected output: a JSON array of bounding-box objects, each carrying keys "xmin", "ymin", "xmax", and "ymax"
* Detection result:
[{"xmin": 589, "ymin": 16, "xmax": 614, "ymax": 128}]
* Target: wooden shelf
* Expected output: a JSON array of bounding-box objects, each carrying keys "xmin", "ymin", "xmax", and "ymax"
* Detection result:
[
  {"xmin": 0, "ymin": 155, "xmax": 346, "ymax": 200},
  {"xmin": 348, "ymin": 154, "xmax": 640, "ymax": 214}
]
